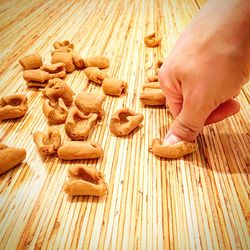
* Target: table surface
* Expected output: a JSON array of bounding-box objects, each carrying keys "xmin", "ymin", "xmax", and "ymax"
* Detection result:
[{"xmin": 0, "ymin": 0, "xmax": 249, "ymax": 249}]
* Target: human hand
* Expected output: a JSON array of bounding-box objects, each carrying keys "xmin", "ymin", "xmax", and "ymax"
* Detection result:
[{"xmin": 158, "ymin": 0, "xmax": 250, "ymax": 145}]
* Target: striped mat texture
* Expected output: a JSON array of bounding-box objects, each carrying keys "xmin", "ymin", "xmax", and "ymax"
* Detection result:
[{"xmin": 0, "ymin": 0, "xmax": 249, "ymax": 249}]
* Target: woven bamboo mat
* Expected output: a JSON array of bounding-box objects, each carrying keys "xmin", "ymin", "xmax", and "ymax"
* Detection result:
[{"xmin": 0, "ymin": 0, "xmax": 249, "ymax": 249}]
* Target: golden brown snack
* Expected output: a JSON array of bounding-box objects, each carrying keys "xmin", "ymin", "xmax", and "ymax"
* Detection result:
[
  {"xmin": 83, "ymin": 56, "xmax": 109, "ymax": 69},
  {"xmin": 33, "ymin": 127, "xmax": 61, "ymax": 155},
  {"xmin": 53, "ymin": 40, "xmax": 74, "ymax": 49},
  {"xmin": 58, "ymin": 141, "xmax": 104, "ymax": 160},
  {"xmin": 42, "ymin": 78, "xmax": 74, "ymax": 106},
  {"xmin": 43, "ymin": 98, "xmax": 68, "ymax": 124},
  {"xmin": 65, "ymin": 107, "xmax": 98, "ymax": 140},
  {"xmin": 64, "ymin": 164, "xmax": 107, "ymax": 196},
  {"xmin": 26, "ymin": 82, "xmax": 48, "ymax": 88},
  {"xmin": 0, "ymin": 94, "xmax": 28, "ymax": 121},
  {"xmin": 144, "ymin": 32, "xmax": 162, "ymax": 47},
  {"xmin": 0, "ymin": 144, "xmax": 26, "ymax": 175},
  {"xmin": 84, "ymin": 67, "xmax": 106, "ymax": 84},
  {"xmin": 40, "ymin": 62, "xmax": 66, "ymax": 79},
  {"xmin": 23, "ymin": 69, "xmax": 51, "ymax": 83},
  {"xmin": 110, "ymin": 107, "xmax": 144, "ymax": 136},
  {"xmin": 41, "ymin": 62, "xmax": 66, "ymax": 73},
  {"xmin": 19, "ymin": 53, "xmax": 43, "ymax": 70},
  {"xmin": 140, "ymin": 82, "xmax": 166, "ymax": 106},
  {"xmin": 148, "ymin": 75, "xmax": 158, "ymax": 82},
  {"xmin": 49, "ymin": 71, "xmax": 66, "ymax": 79},
  {"xmin": 51, "ymin": 52, "xmax": 75, "ymax": 73},
  {"xmin": 102, "ymin": 78, "xmax": 128, "ymax": 96},
  {"xmin": 51, "ymin": 48, "xmax": 73, "ymax": 56},
  {"xmin": 68, "ymin": 164, "xmax": 102, "ymax": 181},
  {"xmin": 75, "ymin": 92, "xmax": 106, "ymax": 117},
  {"xmin": 142, "ymin": 82, "xmax": 161, "ymax": 89},
  {"xmin": 71, "ymin": 51, "xmax": 84, "ymax": 69},
  {"xmin": 150, "ymin": 138, "xmax": 197, "ymax": 158}
]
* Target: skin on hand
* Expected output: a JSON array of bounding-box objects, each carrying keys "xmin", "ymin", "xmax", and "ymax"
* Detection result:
[{"xmin": 158, "ymin": 0, "xmax": 250, "ymax": 145}]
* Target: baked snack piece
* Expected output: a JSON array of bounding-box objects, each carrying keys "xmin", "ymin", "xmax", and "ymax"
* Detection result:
[
  {"xmin": 0, "ymin": 94, "xmax": 28, "ymax": 121},
  {"xmin": 64, "ymin": 164, "xmax": 107, "ymax": 196},
  {"xmin": 65, "ymin": 106, "xmax": 98, "ymax": 140},
  {"xmin": 33, "ymin": 127, "xmax": 61, "ymax": 155},
  {"xmin": 83, "ymin": 56, "xmax": 109, "ymax": 69},
  {"xmin": 150, "ymin": 138, "xmax": 197, "ymax": 158},
  {"xmin": 140, "ymin": 82, "xmax": 165, "ymax": 106},
  {"xmin": 42, "ymin": 78, "xmax": 74, "ymax": 106},
  {"xmin": 84, "ymin": 67, "xmax": 106, "ymax": 84},
  {"xmin": 102, "ymin": 78, "xmax": 128, "ymax": 96},
  {"xmin": 58, "ymin": 141, "xmax": 104, "ymax": 160},
  {"xmin": 43, "ymin": 98, "xmax": 68, "ymax": 124},
  {"xmin": 19, "ymin": 53, "xmax": 43, "ymax": 70},
  {"xmin": 75, "ymin": 92, "xmax": 106, "ymax": 118},
  {"xmin": 0, "ymin": 144, "xmax": 26, "ymax": 175},
  {"xmin": 110, "ymin": 107, "xmax": 144, "ymax": 136}
]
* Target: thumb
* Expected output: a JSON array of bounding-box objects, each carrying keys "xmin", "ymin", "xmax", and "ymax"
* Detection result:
[
  {"xmin": 165, "ymin": 97, "xmax": 216, "ymax": 144},
  {"xmin": 165, "ymin": 99, "xmax": 241, "ymax": 144}
]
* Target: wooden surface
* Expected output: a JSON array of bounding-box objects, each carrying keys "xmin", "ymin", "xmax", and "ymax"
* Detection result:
[{"xmin": 0, "ymin": 0, "xmax": 249, "ymax": 249}]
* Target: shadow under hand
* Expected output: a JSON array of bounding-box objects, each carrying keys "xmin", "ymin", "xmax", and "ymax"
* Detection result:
[{"xmin": 194, "ymin": 130, "xmax": 249, "ymax": 174}]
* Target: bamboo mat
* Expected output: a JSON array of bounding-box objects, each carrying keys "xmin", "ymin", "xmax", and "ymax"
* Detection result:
[{"xmin": 0, "ymin": 0, "xmax": 249, "ymax": 249}]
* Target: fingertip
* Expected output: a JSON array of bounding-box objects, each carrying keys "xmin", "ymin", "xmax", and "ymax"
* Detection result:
[{"xmin": 164, "ymin": 131, "xmax": 182, "ymax": 145}]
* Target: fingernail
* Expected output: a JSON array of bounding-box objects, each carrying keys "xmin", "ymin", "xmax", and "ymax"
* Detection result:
[{"xmin": 163, "ymin": 132, "xmax": 182, "ymax": 145}]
